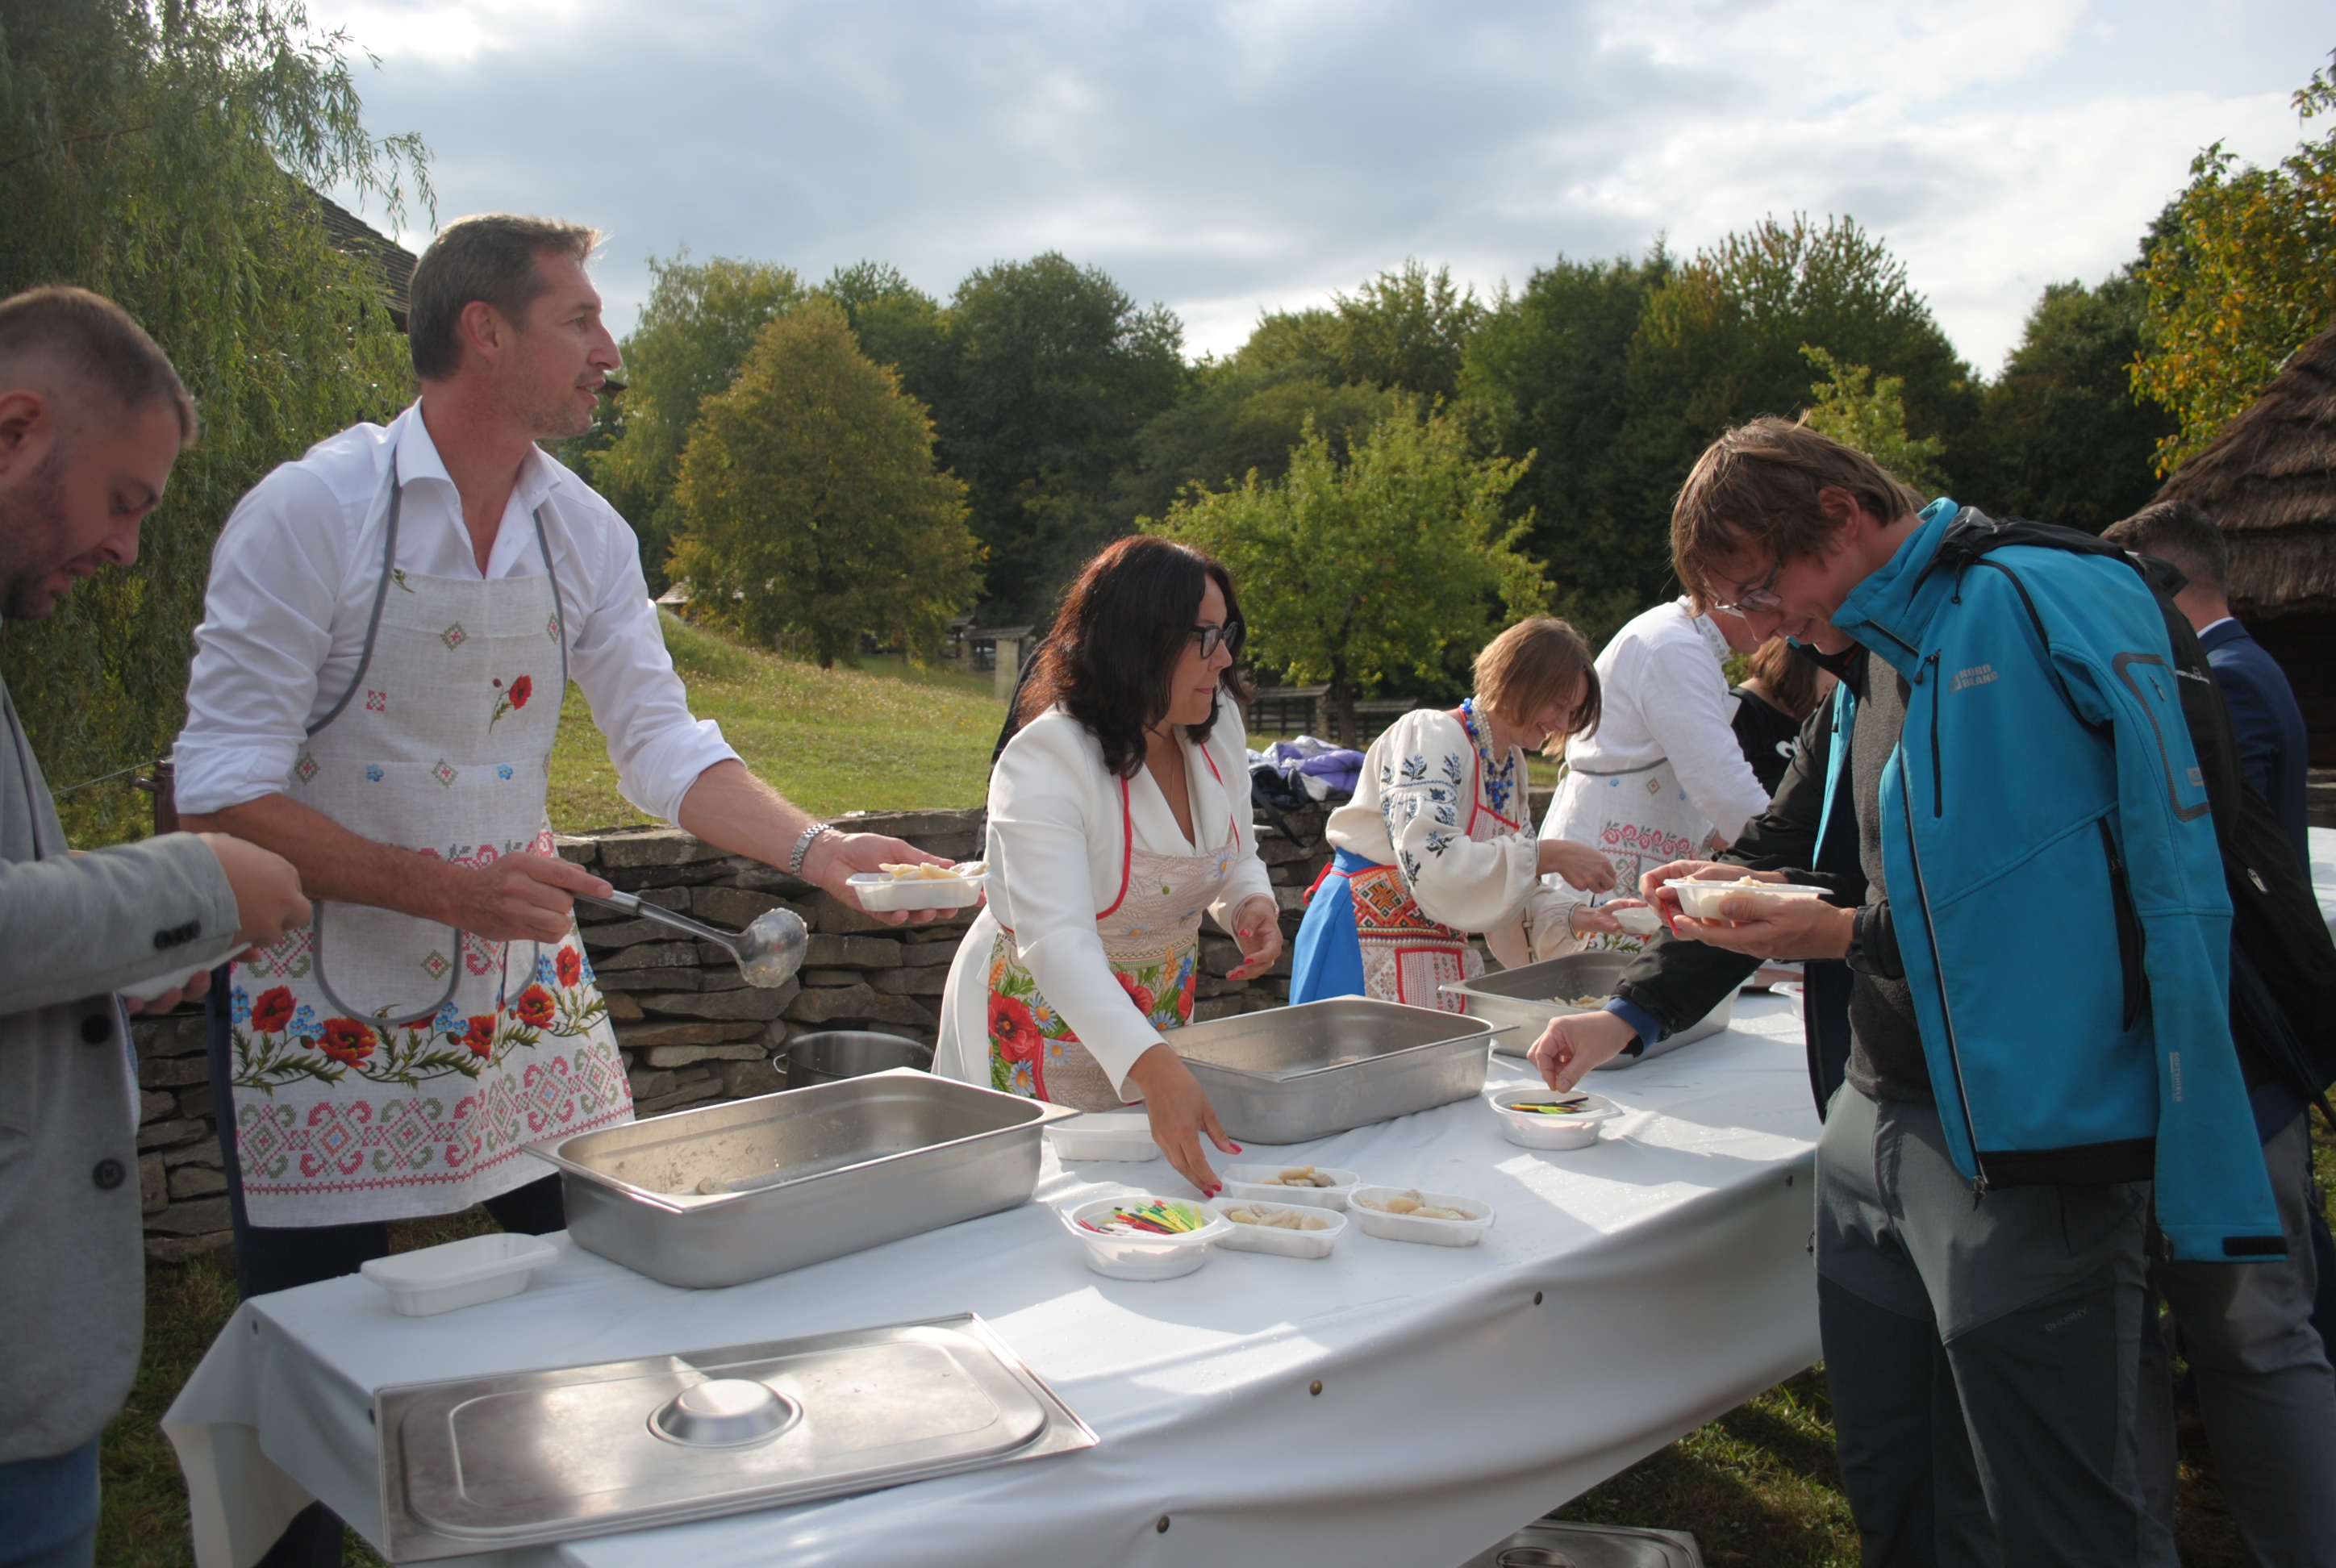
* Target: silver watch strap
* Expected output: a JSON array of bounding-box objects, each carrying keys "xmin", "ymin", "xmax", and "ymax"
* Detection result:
[{"xmin": 787, "ymin": 821, "xmax": 833, "ymax": 878}]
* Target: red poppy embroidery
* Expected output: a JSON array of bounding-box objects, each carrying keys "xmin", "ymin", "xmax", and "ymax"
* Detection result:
[
  {"xmin": 251, "ymin": 986, "xmax": 296, "ymax": 1034},
  {"xmin": 514, "ymin": 984, "xmax": 557, "ymax": 1031},
  {"xmin": 555, "ymin": 946, "xmax": 582, "ymax": 987},
  {"xmin": 317, "ymin": 1018, "xmax": 377, "ymax": 1066},
  {"xmin": 490, "ymin": 673, "xmax": 536, "ymax": 729},
  {"xmin": 461, "ymin": 1015, "xmax": 495, "ymax": 1057},
  {"xmin": 988, "ymin": 993, "xmax": 1043, "ymax": 1061},
  {"xmin": 1113, "ymin": 970, "xmax": 1156, "ymax": 1016}
]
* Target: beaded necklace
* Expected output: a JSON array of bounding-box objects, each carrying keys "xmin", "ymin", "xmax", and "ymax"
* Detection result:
[{"xmin": 1456, "ymin": 697, "xmax": 1519, "ymax": 819}]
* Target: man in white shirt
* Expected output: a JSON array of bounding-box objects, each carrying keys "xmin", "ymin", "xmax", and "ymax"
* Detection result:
[{"xmin": 178, "ymin": 214, "xmax": 945, "ymax": 1562}]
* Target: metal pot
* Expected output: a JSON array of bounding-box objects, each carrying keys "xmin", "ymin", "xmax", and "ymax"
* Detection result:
[{"xmin": 787, "ymin": 1030, "xmax": 934, "ymax": 1087}]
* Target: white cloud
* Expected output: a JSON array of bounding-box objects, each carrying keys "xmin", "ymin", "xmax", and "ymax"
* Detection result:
[{"xmin": 310, "ymin": 0, "xmax": 2332, "ymax": 371}]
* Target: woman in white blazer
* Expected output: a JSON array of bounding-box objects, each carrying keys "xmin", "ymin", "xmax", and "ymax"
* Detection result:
[{"xmin": 934, "ymin": 537, "xmax": 1279, "ymax": 1195}]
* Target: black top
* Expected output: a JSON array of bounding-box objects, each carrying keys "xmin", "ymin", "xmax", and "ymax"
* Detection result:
[{"xmin": 1729, "ymin": 686, "xmax": 1804, "ymax": 797}]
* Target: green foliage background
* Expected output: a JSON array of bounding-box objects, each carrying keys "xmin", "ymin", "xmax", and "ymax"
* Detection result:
[{"xmin": 0, "ymin": 0, "xmax": 426, "ymax": 841}]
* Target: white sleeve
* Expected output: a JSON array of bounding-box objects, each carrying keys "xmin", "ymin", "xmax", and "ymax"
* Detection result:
[
  {"xmin": 987, "ymin": 724, "xmax": 1160, "ymax": 1100},
  {"xmin": 1380, "ymin": 711, "xmax": 1539, "ymax": 933},
  {"xmin": 1637, "ymin": 636, "xmax": 1771, "ymax": 844},
  {"xmin": 565, "ymin": 503, "xmax": 740, "ymax": 825},
  {"xmin": 1203, "ymin": 712, "xmax": 1274, "ymax": 931},
  {"xmin": 173, "ymin": 467, "xmax": 351, "ymax": 816}
]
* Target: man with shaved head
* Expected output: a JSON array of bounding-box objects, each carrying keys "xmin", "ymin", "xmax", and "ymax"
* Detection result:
[{"xmin": 0, "ymin": 287, "xmax": 307, "ymax": 1568}]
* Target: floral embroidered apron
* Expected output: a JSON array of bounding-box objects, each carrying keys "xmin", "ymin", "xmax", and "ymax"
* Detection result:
[
  {"xmin": 223, "ymin": 465, "xmax": 631, "ymax": 1226},
  {"xmin": 1333, "ymin": 704, "xmax": 1521, "ymax": 1011},
  {"xmin": 985, "ymin": 753, "xmax": 1239, "ymax": 1112}
]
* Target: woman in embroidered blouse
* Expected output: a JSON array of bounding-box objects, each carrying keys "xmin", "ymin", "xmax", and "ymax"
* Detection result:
[
  {"xmin": 1288, "ymin": 619, "xmax": 1626, "ymax": 1010},
  {"xmin": 932, "ymin": 537, "xmax": 1280, "ymax": 1196}
]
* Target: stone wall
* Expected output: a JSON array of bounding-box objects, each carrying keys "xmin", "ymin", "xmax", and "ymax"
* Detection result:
[{"xmin": 130, "ymin": 794, "xmax": 1447, "ymax": 1262}]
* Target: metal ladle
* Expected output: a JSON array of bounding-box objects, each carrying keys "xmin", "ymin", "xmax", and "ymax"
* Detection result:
[{"xmin": 576, "ymin": 890, "xmax": 808, "ymax": 989}]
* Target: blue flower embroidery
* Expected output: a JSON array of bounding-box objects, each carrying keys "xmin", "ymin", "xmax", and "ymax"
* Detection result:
[
  {"xmin": 1425, "ymin": 830, "xmax": 1454, "ymax": 857},
  {"xmin": 498, "ymin": 765, "xmax": 515, "ymax": 781},
  {"xmin": 533, "ymin": 952, "xmax": 557, "ymax": 986},
  {"xmin": 1400, "ymin": 755, "xmax": 1428, "ymax": 783},
  {"xmin": 230, "ymin": 987, "xmax": 252, "ymax": 1024},
  {"xmin": 365, "ymin": 765, "xmax": 384, "ymax": 783},
  {"xmin": 289, "ymin": 1003, "xmax": 321, "ymax": 1044}
]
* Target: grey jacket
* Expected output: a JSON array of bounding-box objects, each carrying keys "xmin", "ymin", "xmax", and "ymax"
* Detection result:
[{"xmin": 0, "ymin": 672, "xmax": 239, "ymax": 1464}]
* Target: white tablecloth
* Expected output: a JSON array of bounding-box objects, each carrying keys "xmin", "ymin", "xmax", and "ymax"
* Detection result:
[
  {"xmin": 2311, "ymin": 825, "xmax": 2336, "ymax": 941},
  {"xmin": 167, "ymin": 996, "xmax": 1824, "ymax": 1568}
]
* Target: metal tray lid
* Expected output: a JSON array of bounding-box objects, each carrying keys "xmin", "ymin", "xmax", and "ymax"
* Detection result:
[
  {"xmin": 378, "ymin": 1313, "xmax": 1095, "ymax": 1562},
  {"xmin": 1173, "ymin": 995, "xmax": 1503, "ymax": 1082}
]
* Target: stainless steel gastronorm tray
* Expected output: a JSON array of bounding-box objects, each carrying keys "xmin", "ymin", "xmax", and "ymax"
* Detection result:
[
  {"xmin": 1438, "ymin": 952, "xmax": 1736, "ymax": 1066},
  {"xmin": 1169, "ymin": 996, "xmax": 1503, "ymax": 1144},
  {"xmin": 528, "ymin": 1070, "xmax": 1075, "ymax": 1288},
  {"xmin": 377, "ymin": 1313, "xmax": 1096, "ymax": 1562}
]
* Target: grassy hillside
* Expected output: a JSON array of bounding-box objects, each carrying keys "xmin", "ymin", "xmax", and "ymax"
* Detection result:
[{"xmin": 548, "ymin": 612, "xmax": 1006, "ymax": 830}]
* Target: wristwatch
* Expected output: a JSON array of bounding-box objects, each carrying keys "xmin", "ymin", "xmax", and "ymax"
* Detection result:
[
  {"xmin": 786, "ymin": 821, "xmax": 834, "ymax": 878},
  {"xmin": 1845, "ymin": 904, "xmax": 1875, "ymax": 975}
]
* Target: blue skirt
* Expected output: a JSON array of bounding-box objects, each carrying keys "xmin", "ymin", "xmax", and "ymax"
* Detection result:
[{"xmin": 1288, "ymin": 848, "xmax": 1374, "ymax": 1005}]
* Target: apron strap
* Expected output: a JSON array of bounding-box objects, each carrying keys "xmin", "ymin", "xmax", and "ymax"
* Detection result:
[
  {"xmin": 1095, "ymin": 775, "xmax": 1135, "ymax": 920},
  {"xmin": 307, "ymin": 463, "xmax": 403, "ymax": 740},
  {"xmin": 1194, "ymin": 741, "xmax": 1241, "ymax": 846},
  {"xmin": 532, "ymin": 506, "xmax": 569, "ymax": 692}
]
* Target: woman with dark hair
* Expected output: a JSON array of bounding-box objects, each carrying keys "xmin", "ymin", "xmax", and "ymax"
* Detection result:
[
  {"xmin": 932, "ymin": 536, "xmax": 1279, "ymax": 1195},
  {"xmin": 1288, "ymin": 619, "xmax": 1621, "ymax": 1008},
  {"xmin": 1729, "ymin": 636, "xmax": 1837, "ymax": 795}
]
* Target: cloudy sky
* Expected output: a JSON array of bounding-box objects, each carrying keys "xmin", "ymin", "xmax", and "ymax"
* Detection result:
[{"xmin": 311, "ymin": 0, "xmax": 2330, "ymax": 375}]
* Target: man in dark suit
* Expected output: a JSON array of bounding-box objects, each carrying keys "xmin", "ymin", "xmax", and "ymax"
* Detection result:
[{"xmin": 2104, "ymin": 498, "xmax": 2336, "ymax": 1562}]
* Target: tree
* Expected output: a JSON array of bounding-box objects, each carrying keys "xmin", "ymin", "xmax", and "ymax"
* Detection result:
[
  {"xmin": 934, "ymin": 252, "xmax": 1187, "ymax": 619},
  {"xmin": 1979, "ymin": 273, "xmax": 2172, "ymax": 531},
  {"xmin": 1801, "ymin": 346, "xmax": 1948, "ymax": 495},
  {"xmin": 816, "ymin": 260, "xmax": 953, "ymax": 404},
  {"xmin": 668, "ymin": 302, "xmax": 979, "ymax": 669},
  {"xmin": 1146, "ymin": 402, "xmax": 1549, "ymax": 744},
  {"xmin": 583, "ymin": 253, "xmax": 803, "ymax": 593},
  {"xmin": 1460, "ymin": 251, "xmax": 1671, "ymax": 645},
  {"xmin": 2133, "ymin": 59, "xmax": 2336, "ymax": 471},
  {"xmin": 0, "ymin": 0, "xmax": 427, "ymax": 843},
  {"xmin": 1243, "ymin": 261, "xmax": 1486, "ymax": 404}
]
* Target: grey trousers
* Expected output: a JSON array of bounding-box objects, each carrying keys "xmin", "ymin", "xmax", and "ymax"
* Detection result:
[
  {"xmin": 1816, "ymin": 1085, "xmax": 2172, "ymax": 1568},
  {"xmin": 2138, "ymin": 1111, "xmax": 2336, "ymax": 1567}
]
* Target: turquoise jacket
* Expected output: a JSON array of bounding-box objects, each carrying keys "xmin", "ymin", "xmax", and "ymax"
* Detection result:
[{"xmin": 1823, "ymin": 502, "xmax": 2282, "ymax": 1264}]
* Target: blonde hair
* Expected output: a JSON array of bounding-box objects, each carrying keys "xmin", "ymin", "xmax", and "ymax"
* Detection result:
[{"xmin": 1473, "ymin": 617, "xmax": 1600, "ymax": 755}]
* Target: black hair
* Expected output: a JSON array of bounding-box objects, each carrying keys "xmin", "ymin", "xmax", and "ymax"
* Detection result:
[{"xmin": 1016, "ymin": 536, "xmax": 1252, "ymax": 777}]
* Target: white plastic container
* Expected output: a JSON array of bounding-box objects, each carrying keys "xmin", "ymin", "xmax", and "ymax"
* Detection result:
[
  {"xmin": 1218, "ymin": 1162, "xmax": 1360, "ymax": 1211},
  {"xmin": 1060, "ymin": 1195, "xmax": 1228, "ymax": 1280},
  {"xmin": 1207, "ymin": 1198, "xmax": 1347, "ymax": 1259},
  {"xmin": 1773, "ymin": 981, "xmax": 1805, "ymax": 1019},
  {"xmin": 1663, "ymin": 878, "xmax": 1828, "ymax": 921},
  {"xmin": 1047, "ymin": 1111, "xmax": 1160, "ymax": 1162},
  {"xmin": 361, "ymin": 1232, "xmax": 557, "ymax": 1316},
  {"xmin": 1349, "ymin": 1186, "xmax": 1495, "ymax": 1247},
  {"xmin": 1488, "ymin": 1086, "xmax": 1621, "ymax": 1151},
  {"xmin": 845, "ymin": 871, "xmax": 985, "ymax": 912},
  {"xmin": 1611, "ymin": 904, "xmax": 1662, "ymax": 936}
]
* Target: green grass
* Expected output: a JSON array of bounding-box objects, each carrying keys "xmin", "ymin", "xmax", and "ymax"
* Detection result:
[{"xmin": 545, "ymin": 611, "xmax": 1006, "ymax": 832}]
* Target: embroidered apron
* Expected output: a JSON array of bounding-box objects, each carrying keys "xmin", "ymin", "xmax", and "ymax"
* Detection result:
[
  {"xmin": 986, "ymin": 753, "xmax": 1239, "ymax": 1112},
  {"xmin": 223, "ymin": 466, "xmax": 631, "ymax": 1226},
  {"xmin": 1312, "ymin": 706, "xmax": 1522, "ymax": 1012},
  {"xmin": 1540, "ymin": 615, "xmax": 1736, "ymax": 955}
]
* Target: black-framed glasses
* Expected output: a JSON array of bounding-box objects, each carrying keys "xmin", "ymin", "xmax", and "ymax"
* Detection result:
[
  {"xmin": 1192, "ymin": 619, "xmax": 1246, "ymax": 658},
  {"xmin": 1708, "ymin": 559, "xmax": 1784, "ymax": 616}
]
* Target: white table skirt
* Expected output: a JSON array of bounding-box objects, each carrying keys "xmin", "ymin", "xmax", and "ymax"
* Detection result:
[
  {"xmin": 167, "ymin": 995, "xmax": 1824, "ymax": 1568},
  {"xmin": 2311, "ymin": 825, "xmax": 2336, "ymax": 941}
]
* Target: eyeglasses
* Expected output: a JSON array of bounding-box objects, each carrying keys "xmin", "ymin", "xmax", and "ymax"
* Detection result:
[
  {"xmin": 1191, "ymin": 619, "xmax": 1246, "ymax": 659},
  {"xmin": 1708, "ymin": 560, "xmax": 1784, "ymax": 616}
]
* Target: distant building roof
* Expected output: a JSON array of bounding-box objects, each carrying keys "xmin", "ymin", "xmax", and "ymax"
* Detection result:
[
  {"xmin": 2156, "ymin": 319, "xmax": 2336, "ymax": 615},
  {"xmin": 313, "ymin": 193, "xmax": 416, "ymax": 332}
]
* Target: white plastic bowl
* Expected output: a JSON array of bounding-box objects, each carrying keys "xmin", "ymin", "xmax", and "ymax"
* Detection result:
[
  {"xmin": 1773, "ymin": 981, "xmax": 1805, "ymax": 1019},
  {"xmin": 846, "ymin": 871, "xmax": 985, "ymax": 912},
  {"xmin": 1611, "ymin": 905, "xmax": 1662, "ymax": 936},
  {"xmin": 360, "ymin": 1232, "xmax": 557, "ymax": 1316},
  {"xmin": 1489, "ymin": 1086, "xmax": 1621, "ymax": 1150},
  {"xmin": 1349, "ymin": 1186, "xmax": 1495, "ymax": 1247},
  {"xmin": 1060, "ymin": 1195, "xmax": 1228, "ymax": 1280},
  {"xmin": 1219, "ymin": 1162, "xmax": 1360, "ymax": 1211},
  {"xmin": 1047, "ymin": 1111, "xmax": 1161, "ymax": 1162},
  {"xmin": 1207, "ymin": 1198, "xmax": 1347, "ymax": 1259},
  {"xmin": 1664, "ymin": 878, "xmax": 1828, "ymax": 921}
]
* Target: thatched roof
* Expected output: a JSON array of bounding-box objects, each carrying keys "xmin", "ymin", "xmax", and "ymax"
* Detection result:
[
  {"xmin": 312, "ymin": 193, "xmax": 415, "ymax": 331},
  {"xmin": 2156, "ymin": 320, "xmax": 2336, "ymax": 615}
]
